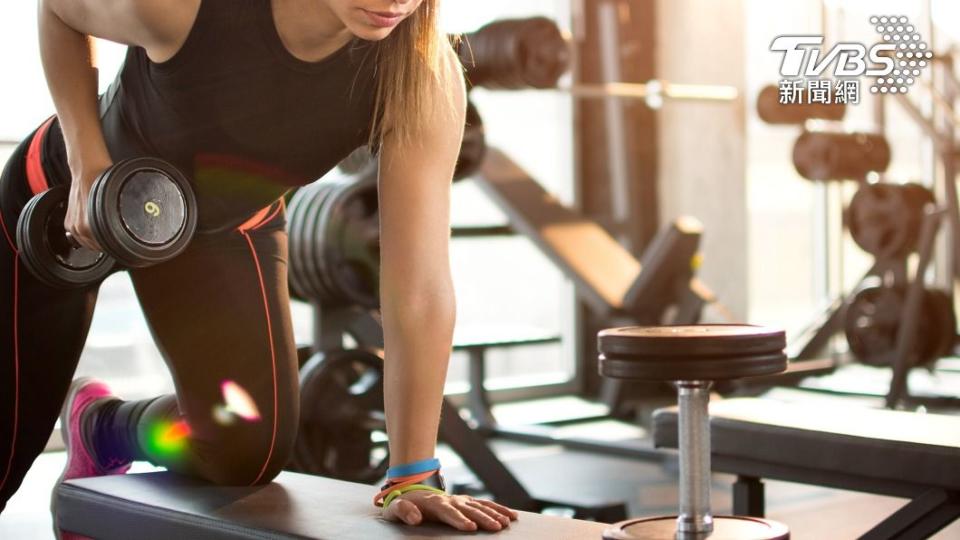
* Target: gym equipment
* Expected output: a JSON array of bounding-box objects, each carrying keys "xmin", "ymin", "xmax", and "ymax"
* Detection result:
[
  {"xmin": 54, "ymin": 471, "xmax": 611, "ymax": 539},
  {"xmin": 655, "ymin": 397, "xmax": 960, "ymax": 539},
  {"xmin": 290, "ymin": 348, "xmax": 387, "ymax": 484},
  {"xmin": 845, "ymin": 282, "xmax": 956, "ymax": 369},
  {"xmin": 294, "ymin": 306, "xmax": 627, "ymax": 521},
  {"xmin": 287, "ymin": 173, "xmax": 379, "ymax": 308},
  {"xmin": 457, "ymin": 18, "xmax": 738, "ymax": 107},
  {"xmin": 16, "ymin": 158, "xmax": 196, "ymax": 289},
  {"xmin": 792, "ymin": 130, "xmax": 891, "ymax": 181},
  {"xmin": 455, "ymin": 100, "xmax": 486, "ymax": 180},
  {"xmin": 846, "ymin": 182, "xmax": 935, "ymax": 259},
  {"xmin": 334, "ymin": 100, "xmax": 486, "ymax": 182},
  {"xmin": 598, "ymin": 325, "xmax": 789, "ymax": 540},
  {"xmin": 756, "ymin": 84, "xmax": 846, "ymax": 125},
  {"xmin": 458, "ymin": 17, "xmax": 571, "ymax": 90}
]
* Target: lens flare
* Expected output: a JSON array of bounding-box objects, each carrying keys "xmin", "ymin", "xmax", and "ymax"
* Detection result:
[
  {"xmin": 221, "ymin": 380, "xmax": 261, "ymax": 421},
  {"xmin": 146, "ymin": 419, "xmax": 191, "ymax": 458}
]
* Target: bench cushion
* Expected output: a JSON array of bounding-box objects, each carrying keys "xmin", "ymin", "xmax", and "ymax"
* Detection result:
[
  {"xmin": 56, "ymin": 471, "xmax": 610, "ymax": 539},
  {"xmin": 653, "ymin": 398, "xmax": 960, "ymax": 492}
]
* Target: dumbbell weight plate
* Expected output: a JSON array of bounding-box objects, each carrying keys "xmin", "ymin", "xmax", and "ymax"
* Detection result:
[
  {"xmin": 89, "ymin": 158, "xmax": 196, "ymax": 268},
  {"xmin": 846, "ymin": 183, "xmax": 924, "ymax": 259},
  {"xmin": 293, "ymin": 348, "xmax": 388, "ymax": 484},
  {"xmin": 287, "ymin": 182, "xmax": 321, "ymax": 302},
  {"xmin": 285, "ymin": 186, "xmax": 311, "ymax": 302},
  {"xmin": 16, "ymin": 186, "xmax": 114, "ymax": 288},
  {"xmin": 319, "ymin": 177, "xmax": 380, "ymax": 309},
  {"xmin": 844, "ymin": 284, "xmax": 949, "ymax": 368},
  {"xmin": 603, "ymin": 515, "xmax": 789, "ymax": 540},
  {"xmin": 304, "ymin": 181, "xmax": 339, "ymax": 302},
  {"xmin": 453, "ymin": 101, "xmax": 487, "ymax": 182}
]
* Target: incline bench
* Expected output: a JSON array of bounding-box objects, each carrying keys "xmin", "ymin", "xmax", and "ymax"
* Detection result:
[
  {"xmin": 654, "ymin": 397, "xmax": 960, "ymax": 539},
  {"xmin": 55, "ymin": 471, "xmax": 610, "ymax": 539}
]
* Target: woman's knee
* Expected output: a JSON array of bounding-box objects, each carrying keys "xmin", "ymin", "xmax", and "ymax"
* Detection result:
[{"xmin": 197, "ymin": 423, "xmax": 297, "ymax": 485}]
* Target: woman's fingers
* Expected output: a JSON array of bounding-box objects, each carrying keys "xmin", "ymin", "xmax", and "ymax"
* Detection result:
[
  {"xmin": 395, "ymin": 499, "xmax": 423, "ymax": 525},
  {"xmin": 382, "ymin": 498, "xmax": 422, "ymax": 525},
  {"xmin": 430, "ymin": 501, "xmax": 478, "ymax": 531},
  {"xmin": 461, "ymin": 499, "xmax": 511, "ymax": 529},
  {"xmin": 470, "ymin": 498, "xmax": 519, "ymax": 521},
  {"xmin": 383, "ymin": 491, "xmax": 519, "ymax": 532}
]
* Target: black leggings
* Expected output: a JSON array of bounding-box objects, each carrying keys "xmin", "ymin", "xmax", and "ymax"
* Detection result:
[{"xmin": 0, "ymin": 124, "xmax": 300, "ymax": 511}]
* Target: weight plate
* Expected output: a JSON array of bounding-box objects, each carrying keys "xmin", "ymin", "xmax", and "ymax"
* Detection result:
[
  {"xmin": 453, "ymin": 101, "xmax": 487, "ymax": 182},
  {"xmin": 15, "ymin": 186, "xmax": 114, "ymax": 289},
  {"xmin": 90, "ymin": 157, "xmax": 197, "ymax": 268},
  {"xmin": 285, "ymin": 186, "xmax": 311, "ymax": 301},
  {"xmin": 293, "ymin": 348, "xmax": 388, "ymax": 484},
  {"xmin": 844, "ymin": 283, "xmax": 950, "ymax": 368},
  {"xmin": 598, "ymin": 325, "xmax": 786, "ymax": 357},
  {"xmin": 118, "ymin": 170, "xmax": 186, "ymax": 245},
  {"xmin": 305, "ymin": 181, "xmax": 338, "ymax": 302},
  {"xmin": 847, "ymin": 183, "xmax": 923, "ymax": 259},
  {"xmin": 321, "ymin": 177, "xmax": 380, "ymax": 309}
]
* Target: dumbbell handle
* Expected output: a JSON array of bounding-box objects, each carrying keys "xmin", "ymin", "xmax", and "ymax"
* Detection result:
[{"xmin": 676, "ymin": 381, "xmax": 713, "ymax": 535}]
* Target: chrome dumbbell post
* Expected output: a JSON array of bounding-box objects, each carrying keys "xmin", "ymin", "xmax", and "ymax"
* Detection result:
[
  {"xmin": 599, "ymin": 325, "xmax": 791, "ymax": 540},
  {"xmin": 677, "ymin": 381, "xmax": 712, "ymax": 535}
]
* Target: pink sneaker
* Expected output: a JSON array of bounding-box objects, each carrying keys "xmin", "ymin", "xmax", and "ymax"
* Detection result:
[{"xmin": 52, "ymin": 378, "xmax": 131, "ymax": 540}]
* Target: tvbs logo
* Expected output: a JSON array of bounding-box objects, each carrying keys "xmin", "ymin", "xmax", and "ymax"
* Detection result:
[{"xmin": 771, "ymin": 15, "xmax": 931, "ymax": 95}]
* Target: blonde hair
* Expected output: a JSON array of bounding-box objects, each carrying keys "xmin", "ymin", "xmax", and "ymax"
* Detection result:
[{"xmin": 368, "ymin": 0, "xmax": 459, "ymax": 147}]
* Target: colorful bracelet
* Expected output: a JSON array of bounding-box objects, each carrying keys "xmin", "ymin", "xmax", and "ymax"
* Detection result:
[
  {"xmin": 382, "ymin": 484, "xmax": 446, "ymax": 509},
  {"xmin": 386, "ymin": 458, "xmax": 441, "ymax": 480},
  {"xmin": 374, "ymin": 469, "xmax": 446, "ymax": 507}
]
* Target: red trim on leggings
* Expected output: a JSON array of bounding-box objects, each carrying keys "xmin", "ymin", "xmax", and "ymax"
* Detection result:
[
  {"xmin": 25, "ymin": 118, "xmax": 55, "ymax": 196},
  {"xmin": 237, "ymin": 200, "xmax": 284, "ymax": 233},
  {"xmin": 242, "ymin": 231, "xmax": 279, "ymax": 485},
  {"xmin": 0, "ymin": 257, "xmax": 21, "ymax": 494},
  {"xmin": 0, "ymin": 205, "xmax": 16, "ymax": 254}
]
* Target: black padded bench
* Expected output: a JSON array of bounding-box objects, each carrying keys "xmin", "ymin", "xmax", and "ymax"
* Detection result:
[
  {"xmin": 55, "ymin": 471, "xmax": 610, "ymax": 539},
  {"xmin": 653, "ymin": 397, "xmax": 960, "ymax": 539}
]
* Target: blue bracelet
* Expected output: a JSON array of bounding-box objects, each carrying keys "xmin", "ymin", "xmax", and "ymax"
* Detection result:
[{"xmin": 387, "ymin": 458, "xmax": 441, "ymax": 480}]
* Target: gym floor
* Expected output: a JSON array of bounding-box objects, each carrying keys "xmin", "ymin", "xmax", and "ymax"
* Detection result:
[{"xmin": 5, "ymin": 407, "xmax": 960, "ymax": 539}]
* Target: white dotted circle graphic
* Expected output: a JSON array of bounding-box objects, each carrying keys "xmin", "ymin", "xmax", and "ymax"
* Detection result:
[{"xmin": 869, "ymin": 15, "xmax": 928, "ymax": 96}]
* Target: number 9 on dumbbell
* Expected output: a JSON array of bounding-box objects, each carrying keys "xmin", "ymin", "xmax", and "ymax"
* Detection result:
[{"xmin": 16, "ymin": 157, "xmax": 197, "ymax": 289}]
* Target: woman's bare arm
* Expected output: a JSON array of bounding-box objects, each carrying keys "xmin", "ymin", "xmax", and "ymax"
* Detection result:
[{"xmin": 37, "ymin": 0, "xmax": 197, "ymax": 248}]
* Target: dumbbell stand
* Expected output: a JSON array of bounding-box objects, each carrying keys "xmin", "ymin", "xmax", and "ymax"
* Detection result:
[{"xmin": 676, "ymin": 381, "xmax": 713, "ymax": 535}]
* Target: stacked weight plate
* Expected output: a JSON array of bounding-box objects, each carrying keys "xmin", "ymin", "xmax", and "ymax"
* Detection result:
[{"xmin": 287, "ymin": 167, "xmax": 380, "ymax": 309}]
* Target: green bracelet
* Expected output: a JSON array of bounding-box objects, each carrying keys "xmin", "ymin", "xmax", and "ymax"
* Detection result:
[{"xmin": 383, "ymin": 483, "xmax": 446, "ymax": 509}]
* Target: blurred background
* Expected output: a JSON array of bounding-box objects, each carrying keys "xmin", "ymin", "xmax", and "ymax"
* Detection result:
[{"xmin": 4, "ymin": 0, "xmax": 960, "ymax": 537}]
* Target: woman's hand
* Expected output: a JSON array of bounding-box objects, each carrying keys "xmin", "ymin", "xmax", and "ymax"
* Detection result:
[
  {"xmin": 64, "ymin": 164, "xmax": 110, "ymax": 252},
  {"xmin": 382, "ymin": 491, "xmax": 519, "ymax": 532}
]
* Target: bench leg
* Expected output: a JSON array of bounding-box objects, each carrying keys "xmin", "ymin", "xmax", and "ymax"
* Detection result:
[
  {"xmin": 733, "ymin": 475, "xmax": 765, "ymax": 517},
  {"xmin": 466, "ymin": 347, "xmax": 498, "ymax": 428},
  {"xmin": 859, "ymin": 488, "xmax": 960, "ymax": 540}
]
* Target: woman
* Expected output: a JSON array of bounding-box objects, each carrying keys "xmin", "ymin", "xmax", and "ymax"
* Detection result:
[{"xmin": 0, "ymin": 0, "xmax": 517, "ymax": 534}]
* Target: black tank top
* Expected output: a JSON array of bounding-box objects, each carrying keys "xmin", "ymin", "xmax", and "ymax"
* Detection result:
[{"xmin": 99, "ymin": 0, "xmax": 378, "ymax": 232}]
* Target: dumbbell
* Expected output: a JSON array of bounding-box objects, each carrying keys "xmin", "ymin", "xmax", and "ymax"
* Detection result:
[
  {"xmin": 598, "ymin": 325, "xmax": 790, "ymax": 540},
  {"xmin": 756, "ymin": 84, "xmax": 846, "ymax": 125},
  {"xmin": 792, "ymin": 130, "xmax": 891, "ymax": 181},
  {"xmin": 17, "ymin": 158, "xmax": 197, "ymax": 288}
]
